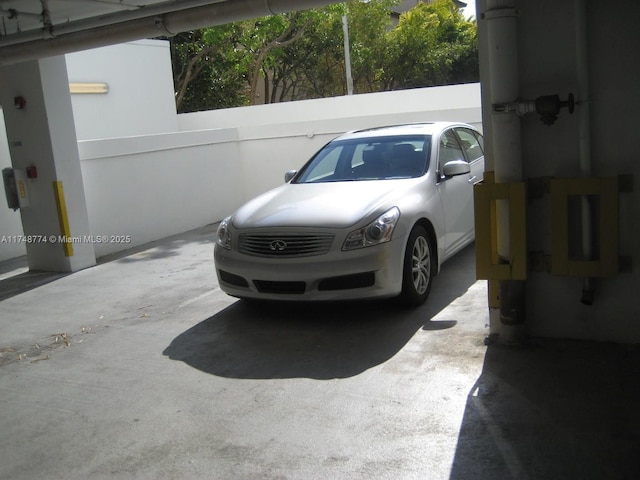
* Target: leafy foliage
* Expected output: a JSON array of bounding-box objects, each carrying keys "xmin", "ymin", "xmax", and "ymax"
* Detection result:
[
  {"xmin": 386, "ymin": 0, "xmax": 478, "ymax": 89},
  {"xmin": 170, "ymin": 28, "xmax": 248, "ymax": 112},
  {"xmin": 169, "ymin": 0, "xmax": 478, "ymax": 112}
]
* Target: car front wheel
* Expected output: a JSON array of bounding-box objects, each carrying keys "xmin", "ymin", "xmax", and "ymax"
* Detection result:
[{"xmin": 399, "ymin": 225, "xmax": 433, "ymax": 306}]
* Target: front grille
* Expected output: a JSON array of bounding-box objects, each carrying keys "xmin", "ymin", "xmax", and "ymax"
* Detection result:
[{"xmin": 239, "ymin": 233, "xmax": 334, "ymax": 257}]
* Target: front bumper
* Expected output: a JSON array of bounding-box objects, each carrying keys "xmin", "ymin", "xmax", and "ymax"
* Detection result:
[{"xmin": 214, "ymin": 239, "xmax": 405, "ymax": 302}]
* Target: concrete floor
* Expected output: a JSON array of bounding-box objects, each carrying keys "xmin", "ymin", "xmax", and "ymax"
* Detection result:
[{"xmin": 0, "ymin": 225, "xmax": 639, "ymax": 480}]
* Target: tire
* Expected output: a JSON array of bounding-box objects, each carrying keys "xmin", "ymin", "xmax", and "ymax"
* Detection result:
[{"xmin": 399, "ymin": 225, "xmax": 434, "ymax": 307}]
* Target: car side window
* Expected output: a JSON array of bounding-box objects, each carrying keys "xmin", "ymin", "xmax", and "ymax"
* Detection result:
[
  {"xmin": 455, "ymin": 128, "xmax": 484, "ymax": 163},
  {"xmin": 438, "ymin": 129, "xmax": 465, "ymax": 170},
  {"xmin": 472, "ymin": 130, "xmax": 484, "ymax": 151}
]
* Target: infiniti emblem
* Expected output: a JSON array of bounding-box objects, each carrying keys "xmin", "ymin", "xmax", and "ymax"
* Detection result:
[{"xmin": 269, "ymin": 240, "xmax": 288, "ymax": 251}]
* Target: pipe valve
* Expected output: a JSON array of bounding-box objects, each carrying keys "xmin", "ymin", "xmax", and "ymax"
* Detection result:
[{"xmin": 493, "ymin": 93, "xmax": 575, "ymax": 126}]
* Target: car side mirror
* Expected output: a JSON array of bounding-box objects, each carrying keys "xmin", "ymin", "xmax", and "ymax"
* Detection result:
[
  {"xmin": 442, "ymin": 160, "xmax": 470, "ymax": 177},
  {"xmin": 284, "ymin": 170, "xmax": 298, "ymax": 183}
]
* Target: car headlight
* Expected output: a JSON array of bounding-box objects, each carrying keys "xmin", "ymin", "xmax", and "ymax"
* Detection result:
[
  {"xmin": 342, "ymin": 207, "xmax": 400, "ymax": 251},
  {"xmin": 216, "ymin": 216, "xmax": 232, "ymax": 250}
]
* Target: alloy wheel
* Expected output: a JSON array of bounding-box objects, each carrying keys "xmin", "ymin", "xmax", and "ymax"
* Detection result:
[{"xmin": 411, "ymin": 235, "xmax": 431, "ymax": 294}]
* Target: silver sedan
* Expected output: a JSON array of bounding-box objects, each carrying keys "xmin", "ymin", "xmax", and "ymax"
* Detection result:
[{"xmin": 214, "ymin": 122, "xmax": 484, "ymax": 306}]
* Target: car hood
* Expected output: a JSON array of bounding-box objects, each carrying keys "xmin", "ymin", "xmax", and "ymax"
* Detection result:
[{"xmin": 232, "ymin": 180, "xmax": 414, "ymax": 229}]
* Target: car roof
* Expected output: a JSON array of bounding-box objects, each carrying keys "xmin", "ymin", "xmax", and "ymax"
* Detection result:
[{"xmin": 337, "ymin": 122, "xmax": 472, "ymax": 140}]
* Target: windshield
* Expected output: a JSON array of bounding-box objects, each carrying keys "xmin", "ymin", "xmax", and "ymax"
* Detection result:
[{"xmin": 294, "ymin": 135, "xmax": 431, "ymax": 183}]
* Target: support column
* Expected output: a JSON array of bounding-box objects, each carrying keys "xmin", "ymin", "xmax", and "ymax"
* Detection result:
[
  {"xmin": 0, "ymin": 56, "xmax": 96, "ymax": 272},
  {"xmin": 479, "ymin": 0, "xmax": 526, "ymax": 343}
]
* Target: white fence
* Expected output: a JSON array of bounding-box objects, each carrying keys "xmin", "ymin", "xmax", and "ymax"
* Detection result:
[{"xmin": 1, "ymin": 83, "xmax": 481, "ymax": 260}]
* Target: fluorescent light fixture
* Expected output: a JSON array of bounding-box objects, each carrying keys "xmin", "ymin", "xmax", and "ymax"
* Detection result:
[{"xmin": 69, "ymin": 82, "xmax": 109, "ymax": 94}]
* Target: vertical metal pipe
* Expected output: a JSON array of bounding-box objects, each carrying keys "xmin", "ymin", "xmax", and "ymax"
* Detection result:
[
  {"xmin": 485, "ymin": 0, "xmax": 521, "ymax": 187},
  {"xmin": 575, "ymin": 0, "xmax": 595, "ymax": 305},
  {"xmin": 342, "ymin": 12, "xmax": 354, "ymax": 95},
  {"xmin": 482, "ymin": 0, "xmax": 526, "ymax": 341}
]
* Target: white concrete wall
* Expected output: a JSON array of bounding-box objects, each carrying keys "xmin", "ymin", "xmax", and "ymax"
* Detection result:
[
  {"xmin": 78, "ymin": 128, "xmax": 243, "ymax": 257},
  {"xmin": 178, "ymin": 83, "xmax": 482, "ymax": 129},
  {"xmin": 180, "ymin": 83, "xmax": 482, "ymax": 202},
  {"xmin": 65, "ymin": 40, "xmax": 178, "ymax": 141},
  {"xmin": 521, "ymin": 0, "xmax": 640, "ymax": 343}
]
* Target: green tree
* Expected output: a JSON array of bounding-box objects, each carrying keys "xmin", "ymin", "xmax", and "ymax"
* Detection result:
[
  {"xmin": 171, "ymin": 1, "xmax": 399, "ymax": 108},
  {"xmin": 198, "ymin": 13, "xmax": 313, "ymax": 105},
  {"xmin": 170, "ymin": 28, "xmax": 248, "ymax": 112},
  {"xmin": 347, "ymin": 0, "xmax": 398, "ymax": 93},
  {"xmin": 280, "ymin": 3, "xmax": 347, "ymax": 99},
  {"xmin": 170, "ymin": 0, "xmax": 478, "ymax": 112},
  {"xmin": 276, "ymin": 1, "xmax": 398, "ymax": 99},
  {"xmin": 386, "ymin": 0, "xmax": 478, "ymax": 89}
]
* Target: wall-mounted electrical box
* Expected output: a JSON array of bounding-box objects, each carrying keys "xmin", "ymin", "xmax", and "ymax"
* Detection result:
[{"xmin": 2, "ymin": 168, "xmax": 30, "ymax": 210}]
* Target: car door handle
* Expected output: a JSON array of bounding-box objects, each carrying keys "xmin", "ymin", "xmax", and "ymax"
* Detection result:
[{"xmin": 468, "ymin": 176, "xmax": 477, "ymax": 184}]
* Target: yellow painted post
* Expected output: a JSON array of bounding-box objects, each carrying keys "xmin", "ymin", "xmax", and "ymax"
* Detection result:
[
  {"xmin": 508, "ymin": 181, "xmax": 527, "ymax": 279},
  {"xmin": 474, "ymin": 172, "xmax": 494, "ymax": 279},
  {"xmin": 550, "ymin": 177, "xmax": 618, "ymax": 277},
  {"xmin": 474, "ymin": 172, "xmax": 527, "ymax": 280},
  {"xmin": 599, "ymin": 177, "xmax": 619, "ymax": 277},
  {"xmin": 52, "ymin": 181, "xmax": 74, "ymax": 257}
]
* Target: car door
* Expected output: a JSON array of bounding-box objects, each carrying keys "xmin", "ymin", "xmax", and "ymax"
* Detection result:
[{"xmin": 436, "ymin": 128, "xmax": 477, "ymax": 256}]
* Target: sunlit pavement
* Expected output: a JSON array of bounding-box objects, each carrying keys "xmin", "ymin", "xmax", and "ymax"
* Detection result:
[{"xmin": 1, "ymin": 225, "xmax": 638, "ymax": 479}]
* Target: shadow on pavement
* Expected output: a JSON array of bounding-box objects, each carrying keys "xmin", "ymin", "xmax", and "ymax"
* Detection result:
[
  {"xmin": 0, "ymin": 256, "xmax": 68, "ymax": 301},
  {"xmin": 450, "ymin": 339, "xmax": 640, "ymax": 480},
  {"xmin": 163, "ymin": 244, "xmax": 479, "ymax": 380},
  {"xmin": 100, "ymin": 223, "xmax": 217, "ymax": 264},
  {"xmin": 0, "ymin": 224, "xmax": 218, "ymax": 301}
]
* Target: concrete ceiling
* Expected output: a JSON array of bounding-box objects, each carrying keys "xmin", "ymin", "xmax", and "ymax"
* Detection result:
[
  {"xmin": 0, "ymin": 0, "xmax": 175, "ymax": 37},
  {"xmin": 0, "ymin": 0, "xmax": 339, "ymax": 66}
]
